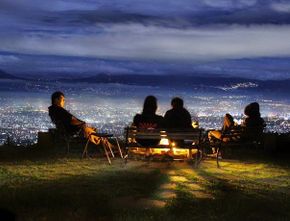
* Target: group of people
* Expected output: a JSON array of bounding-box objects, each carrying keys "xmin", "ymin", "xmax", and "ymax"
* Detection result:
[
  {"xmin": 48, "ymin": 91, "xmax": 266, "ymax": 151},
  {"xmin": 133, "ymin": 96, "xmax": 192, "ymax": 130},
  {"xmin": 208, "ymin": 102, "xmax": 266, "ymax": 143}
]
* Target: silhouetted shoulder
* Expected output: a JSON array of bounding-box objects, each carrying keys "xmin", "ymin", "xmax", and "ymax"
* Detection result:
[
  {"xmin": 48, "ymin": 105, "xmax": 72, "ymax": 124},
  {"xmin": 244, "ymin": 116, "xmax": 266, "ymax": 128}
]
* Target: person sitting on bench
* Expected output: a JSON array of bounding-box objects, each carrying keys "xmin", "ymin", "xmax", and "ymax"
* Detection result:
[
  {"xmin": 48, "ymin": 91, "xmax": 107, "ymax": 147},
  {"xmin": 164, "ymin": 97, "xmax": 193, "ymax": 147},
  {"xmin": 164, "ymin": 97, "xmax": 193, "ymax": 129},
  {"xmin": 133, "ymin": 95, "xmax": 164, "ymax": 147}
]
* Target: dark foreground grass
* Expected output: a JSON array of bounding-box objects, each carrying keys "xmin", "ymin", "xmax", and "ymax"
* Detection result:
[{"xmin": 0, "ymin": 146, "xmax": 289, "ymax": 221}]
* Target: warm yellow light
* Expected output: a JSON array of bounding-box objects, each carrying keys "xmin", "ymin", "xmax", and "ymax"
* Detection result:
[
  {"xmin": 192, "ymin": 121, "xmax": 199, "ymax": 128},
  {"xmin": 171, "ymin": 142, "xmax": 176, "ymax": 147},
  {"xmin": 150, "ymin": 148, "xmax": 171, "ymax": 154},
  {"xmin": 159, "ymin": 138, "xmax": 169, "ymax": 146},
  {"xmin": 172, "ymin": 147, "xmax": 188, "ymax": 156}
]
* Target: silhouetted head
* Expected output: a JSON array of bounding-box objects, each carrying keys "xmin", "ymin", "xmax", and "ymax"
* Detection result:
[
  {"xmin": 171, "ymin": 97, "xmax": 184, "ymax": 109},
  {"xmin": 244, "ymin": 102, "xmax": 261, "ymax": 118},
  {"xmin": 142, "ymin": 95, "xmax": 157, "ymax": 114},
  {"xmin": 51, "ymin": 91, "xmax": 65, "ymax": 107},
  {"xmin": 224, "ymin": 113, "xmax": 235, "ymax": 129}
]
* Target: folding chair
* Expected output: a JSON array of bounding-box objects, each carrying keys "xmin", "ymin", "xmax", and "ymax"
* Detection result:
[
  {"xmin": 52, "ymin": 120, "xmax": 83, "ymax": 154},
  {"xmin": 82, "ymin": 132, "xmax": 123, "ymax": 164},
  {"xmin": 51, "ymin": 121, "xmax": 123, "ymax": 164}
]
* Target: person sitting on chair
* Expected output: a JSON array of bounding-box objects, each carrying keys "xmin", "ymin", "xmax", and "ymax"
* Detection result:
[
  {"xmin": 48, "ymin": 91, "xmax": 105, "ymax": 147},
  {"xmin": 133, "ymin": 95, "xmax": 164, "ymax": 147}
]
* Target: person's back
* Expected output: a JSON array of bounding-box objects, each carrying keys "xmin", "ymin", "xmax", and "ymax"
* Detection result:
[
  {"xmin": 164, "ymin": 97, "xmax": 192, "ymax": 129},
  {"xmin": 133, "ymin": 113, "xmax": 164, "ymax": 130},
  {"xmin": 48, "ymin": 104, "xmax": 80, "ymax": 135},
  {"xmin": 133, "ymin": 96, "xmax": 164, "ymax": 146},
  {"xmin": 242, "ymin": 102, "xmax": 266, "ymax": 139},
  {"xmin": 164, "ymin": 97, "xmax": 193, "ymax": 147}
]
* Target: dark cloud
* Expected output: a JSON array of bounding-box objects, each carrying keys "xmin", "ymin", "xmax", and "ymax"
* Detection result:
[
  {"xmin": 1, "ymin": 0, "xmax": 290, "ymax": 28},
  {"xmin": 1, "ymin": 0, "xmax": 290, "ymax": 80}
]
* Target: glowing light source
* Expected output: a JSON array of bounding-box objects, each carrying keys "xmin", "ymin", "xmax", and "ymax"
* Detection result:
[{"xmin": 159, "ymin": 138, "xmax": 169, "ymax": 146}]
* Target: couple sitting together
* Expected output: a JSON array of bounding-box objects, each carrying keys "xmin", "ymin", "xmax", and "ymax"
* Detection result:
[
  {"xmin": 133, "ymin": 95, "xmax": 192, "ymax": 131},
  {"xmin": 133, "ymin": 95, "xmax": 193, "ymax": 147},
  {"xmin": 208, "ymin": 102, "xmax": 266, "ymax": 143}
]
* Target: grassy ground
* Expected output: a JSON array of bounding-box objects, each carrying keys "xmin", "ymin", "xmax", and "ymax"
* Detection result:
[{"xmin": 0, "ymin": 146, "xmax": 289, "ymax": 221}]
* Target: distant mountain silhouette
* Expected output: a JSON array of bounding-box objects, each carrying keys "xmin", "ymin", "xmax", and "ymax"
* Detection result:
[
  {"xmin": 2, "ymin": 70, "xmax": 290, "ymax": 93},
  {"xmin": 61, "ymin": 73, "xmax": 253, "ymax": 85},
  {"xmin": 59, "ymin": 73, "xmax": 290, "ymax": 92}
]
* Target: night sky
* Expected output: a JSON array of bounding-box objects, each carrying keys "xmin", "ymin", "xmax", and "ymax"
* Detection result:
[{"xmin": 1, "ymin": 0, "xmax": 290, "ymax": 80}]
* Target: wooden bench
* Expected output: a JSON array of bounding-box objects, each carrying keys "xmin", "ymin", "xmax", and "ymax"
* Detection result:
[
  {"xmin": 124, "ymin": 126, "xmax": 204, "ymax": 166},
  {"xmin": 210, "ymin": 128, "xmax": 264, "ymax": 168}
]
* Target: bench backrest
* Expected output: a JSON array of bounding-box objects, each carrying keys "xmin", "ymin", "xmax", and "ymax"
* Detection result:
[{"xmin": 124, "ymin": 126, "xmax": 203, "ymax": 146}]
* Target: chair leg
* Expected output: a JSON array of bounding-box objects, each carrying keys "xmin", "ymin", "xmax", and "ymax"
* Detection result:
[
  {"xmin": 105, "ymin": 139, "xmax": 114, "ymax": 158},
  {"xmin": 195, "ymin": 147, "xmax": 202, "ymax": 168},
  {"xmin": 123, "ymin": 147, "xmax": 129, "ymax": 164},
  {"xmin": 188, "ymin": 148, "xmax": 192, "ymax": 159},
  {"xmin": 114, "ymin": 137, "xmax": 123, "ymax": 159},
  {"xmin": 82, "ymin": 138, "xmax": 90, "ymax": 158},
  {"xmin": 216, "ymin": 143, "xmax": 222, "ymax": 168},
  {"xmin": 196, "ymin": 147, "xmax": 203, "ymax": 167},
  {"xmin": 102, "ymin": 138, "xmax": 111, "ymax": 165}
]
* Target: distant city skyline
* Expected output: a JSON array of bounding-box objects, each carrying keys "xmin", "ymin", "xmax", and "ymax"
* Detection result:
[{"xmin": 1, "ymin": 0, "xmax": 290, "ymax": 80}]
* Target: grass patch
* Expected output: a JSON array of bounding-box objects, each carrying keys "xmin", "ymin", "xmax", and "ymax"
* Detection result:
[{"xmin": 0, "ymin": 147, "xmax": 289, "ymax": 220}]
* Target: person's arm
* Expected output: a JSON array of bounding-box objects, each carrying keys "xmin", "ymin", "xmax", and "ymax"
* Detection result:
[
  {"xmin": 60, "ymin": 107, "xmax": 85, "ymax": 126},
  {"xmin": 71, "ymin": 116, "xmax": 86, "ymax": 126}
]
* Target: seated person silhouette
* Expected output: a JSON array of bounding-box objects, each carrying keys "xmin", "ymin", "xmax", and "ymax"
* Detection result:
[
  {"xmin": 133, "ymin": 95, "xmax": 164, "ymax": 147},
  {"xmin": 164, "ymin": 97, "xmax": 193, "ymax": 129},
  {"xmin": 164, "ymin": 97, "xmax": 193, "ymax": 147},
  {"xmin": 208, "ymin": 102, "xmax": 266, "ymax": 144},
  {"xmin": 208, "ymin": 113, "xmax": 238, "ymax": 143},
  {"xmin": 242, "ymin": 102, "xmax": 266, "ymax": 139},
  {"xmin": 48, "ymin": 91, "xmax": 110, "ymax": 148}
]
